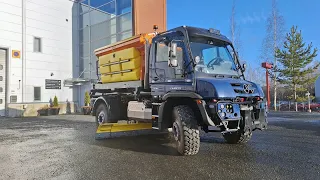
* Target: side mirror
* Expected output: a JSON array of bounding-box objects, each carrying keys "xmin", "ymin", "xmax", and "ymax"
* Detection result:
[
  {"xmin": 168, "ymin": 42, "xmax": 178, "ymax": 67},
  {"xmin": 242, "ymin": 63, "xmax": 247, "ymax": 72},
  {"xmin": 169, "ymin": 59, "xmax": 178, "ymax": 67},
  {"xmin": 170, "ymin": 42, "xmax": 177, "ymax": 58}
]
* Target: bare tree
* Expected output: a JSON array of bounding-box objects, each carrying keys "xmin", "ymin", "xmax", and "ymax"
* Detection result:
[
  {"xmin": 230, "ymin": 0, "xmax": 241, "ymax": 57},
  {"xmin": 260, "ymin": 0, "xmax": 285, "ymax": 111},
  {"xmin": 244, "ymin": 63, "xmax": 264, "ymax": 85}
]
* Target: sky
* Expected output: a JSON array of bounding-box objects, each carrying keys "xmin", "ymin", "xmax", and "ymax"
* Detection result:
[{"xmin": 166, "ymin": 0, "xmax": 320, "ymax": 70}]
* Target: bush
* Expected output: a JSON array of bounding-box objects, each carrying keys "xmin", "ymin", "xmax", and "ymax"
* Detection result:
[
  {"xmin": 84, "ymin": 91, "xmax": 90, "ymax": 106},
  {"xmin": 53, "ymin": 96, "xmax": 59, "ymax": 107},
  {"xmin": 49, "ymin": 98, "xmax": 53, "ymax": 107}
]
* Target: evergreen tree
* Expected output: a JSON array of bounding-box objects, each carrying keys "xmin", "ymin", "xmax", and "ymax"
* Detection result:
[
  {"xmin": 275, "ymin": 26, "xmax": 319, "ymax": 111},
  {"xmin": 84, "ymin": 91, "xmax": 90, "ymax": 106},
  {"xmin": 53, "ymin": 96, "xmax": 59, "ymax": 107}
]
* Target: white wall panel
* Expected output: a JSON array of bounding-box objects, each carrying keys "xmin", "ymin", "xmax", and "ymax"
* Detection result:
[
  {"xmin": 0, "ymin": 0, "xmax": 22, "ymax": 7},
  {"xmin": 25, "ymin": 34, "xmax": 72, "ymax": 51},
  {"xmin": 0, "ymin": 13, "xmax": 22, "ymax": 26},
  {"xmin": 26, "ymin": 0, "xmax": 72, "ymax": 13},
  {"xmin": 0, "ymin": 30, "xmax": 22, "ymax": 42},
  {"xmin": 0, "ymin": 21, "xmax": 22, "ymax": 34},
  {"xmin": 1, "ymin": 0, "xmax": 76, "ymax": 106},
  {"xmin": 0, "ymin": 2, "xmax": 22, "ymax": 16},
  {"xmin": 26, "ymin": 60, "xmax": 71, "ymax": 72}
]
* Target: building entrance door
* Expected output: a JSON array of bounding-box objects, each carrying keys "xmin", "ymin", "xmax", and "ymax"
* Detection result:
[{"xmin": 0, "ymin": 49, "xmax": 6, "ymax": 116}]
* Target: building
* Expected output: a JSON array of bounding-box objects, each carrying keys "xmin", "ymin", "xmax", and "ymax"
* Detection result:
[{"xmin": 0, "ymin": 0, "xmax": 166, "ymax": 117}]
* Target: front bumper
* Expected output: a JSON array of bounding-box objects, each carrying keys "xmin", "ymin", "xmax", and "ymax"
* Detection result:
[{"xmin": 197, "ymin": 100, "xmax": 267, "ymax": 131}]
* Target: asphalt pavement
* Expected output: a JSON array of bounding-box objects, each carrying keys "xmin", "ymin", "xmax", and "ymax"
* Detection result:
[{"xmin": 0, "ymin": 112, "xmax": 319, "ymax": 180}]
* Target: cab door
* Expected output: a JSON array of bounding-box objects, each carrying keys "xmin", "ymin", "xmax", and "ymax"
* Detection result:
[{"xmin": 149, "ymin": 36, "xmax": 192, "ymax": 96}]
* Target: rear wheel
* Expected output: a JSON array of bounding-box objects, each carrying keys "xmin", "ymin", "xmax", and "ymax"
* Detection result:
[
  {"xmin": 172, "ymin": 105, "xmax": 200, "ymax": 156},
  {"xmin": 95, "ymin": 103, "xmax": 116, "ymax": 126},
  {"xmin": 95, "ymin": 96, "xmax": 128, "ymax": 126}
]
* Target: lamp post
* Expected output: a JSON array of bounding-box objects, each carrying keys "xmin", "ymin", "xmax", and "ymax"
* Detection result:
[
  {"xmin": 306, "ymin": 92, "xmax": 311, "ymax": 112},
  {"xmin": 262, "ymin": 62, "xmax": 273, "ymax": 109}
]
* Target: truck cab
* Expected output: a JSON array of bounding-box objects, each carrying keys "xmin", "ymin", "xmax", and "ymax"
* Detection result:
[{"xmin": 91, "ymin": 26, "xmax": 267, "ymax": 156}]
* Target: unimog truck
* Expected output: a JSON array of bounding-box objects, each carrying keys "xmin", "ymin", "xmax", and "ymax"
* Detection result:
[{"xmin": 90, "ymin": 25, "xmax": 268, "ymax": 156}]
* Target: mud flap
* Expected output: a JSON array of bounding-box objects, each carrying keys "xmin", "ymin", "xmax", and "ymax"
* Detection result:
[
  {"xmin": 257, "ymin": 109, "xmax": 268, "ymax": 130},
  {"xmin": 242, "ymin": 109, "xmax": 267, "ymax": 132},
  {"xmin": 241, "ymin": 110, "xmax": 254, "ymax": 134}
]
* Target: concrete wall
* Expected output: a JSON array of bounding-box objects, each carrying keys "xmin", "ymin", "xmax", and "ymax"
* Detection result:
[
  {"xmin": 0, "ymin": 0, "xmax": 23, "ymax": 103},
  {"xmin": 133, "ymin": 0, "xmax": 167, "ymax": 34},
  {"xmin": 24, "ymin": 0, "xmax": 74, "ymax": 103},
  {"xmin": 0, "ymin": 0, "xmax": 74, "ymax": 104},
  {"xmin": 7, "ymin": 101, "xmax": 79, "ymax": 117},
  {"xmin": 0, "ymin": 0, "xmax": 77, "ymax": 117}
]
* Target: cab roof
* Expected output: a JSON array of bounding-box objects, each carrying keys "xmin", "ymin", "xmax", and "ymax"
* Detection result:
[{"xmin": 161, "ymin": 26, "xmax": 232, "ymax": 45}]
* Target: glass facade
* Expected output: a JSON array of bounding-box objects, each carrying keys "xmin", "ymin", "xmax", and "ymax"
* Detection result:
[{"xmin": 78, "ymin": 0, "xmax": 133, "ymax": 80}]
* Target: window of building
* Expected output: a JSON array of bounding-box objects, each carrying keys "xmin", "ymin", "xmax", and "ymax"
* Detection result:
[
  {"xmin": 98, "ymin": 1, "xmax": 116, "ymax": 14},
  {"xmin": 33, "ymin": 37, "xmax": 42, "ymax": 52},
  {"xmin": 90, "ymin": 0, "xmax": 113, "ymax": 8},
  {"xmin": 10, "ymin": 96, "xmax": 17, "ymax": 103},
  {"xmin": 80, "ymin": 0, "xmax": 89, "ymax": 5},
  {"xmin": 118, "ymin": 13, "xmax": 132, "ymax": 33},
  {"xmin": 80, "ymin": 42, "xmax": 90, "ymax": 58},
  {"xmin": 34, "ymin": 87, "xmax": 41, "ymax": 101},
  {"xmin": 116, "ymin": 0, "xmax": 132, "ymax": 15}
]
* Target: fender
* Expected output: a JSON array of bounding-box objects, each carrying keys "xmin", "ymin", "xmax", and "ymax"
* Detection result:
[
  {"xmin": 197, "ymin": 100, "xmax": 216, "ymax": 127},
  {"xmin": 92, "ymin": 96, "xmax": 108, "ymax": 116},
  {"xmin": 158, "ymin": 92, "xmax": 216, "ymax": 130},
  {"xmin": 162, "ymin": 91, "xmax": 202, "ymax": 101},
  {"xmin": 157, "ymin": 99, "xmax": 216, "ymax": 130}
]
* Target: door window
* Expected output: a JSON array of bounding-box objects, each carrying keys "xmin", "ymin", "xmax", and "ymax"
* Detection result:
[{"xmin": 155, "ymin": 41, "xmax": 186, "ymax": 80}]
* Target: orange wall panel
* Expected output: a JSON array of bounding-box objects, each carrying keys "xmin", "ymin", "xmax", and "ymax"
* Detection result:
[{"xmin": 133, "ymin": 0, "xmax": 167, "ymax": 35}]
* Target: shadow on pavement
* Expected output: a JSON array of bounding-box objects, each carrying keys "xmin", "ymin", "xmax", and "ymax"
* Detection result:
[
  {"xmin": 93, "ymin": 133, "xmax": 181, "ymax": 156},
  {"xmin": 200, "ymin": 135, "xmax": 226, "ymax": 144}
]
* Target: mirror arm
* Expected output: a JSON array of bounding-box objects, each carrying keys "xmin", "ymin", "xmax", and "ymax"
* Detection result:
[{"xmin": 230, "ymin": 45, "xmax": 246, "ymax": 79}]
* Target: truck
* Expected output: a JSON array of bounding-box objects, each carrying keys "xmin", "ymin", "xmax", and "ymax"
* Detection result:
[{"xmin": 90, "ymin": 25, "xmax": 268, "ymax": 156}]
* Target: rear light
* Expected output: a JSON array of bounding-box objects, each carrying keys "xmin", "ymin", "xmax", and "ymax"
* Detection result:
[
  {"xmin": 240, "ymin": 98, "xmax": 245, "ymax": 102},
  {"xmin": 212, "ymin": 99, "xmax": 218, "ymax": 103}
]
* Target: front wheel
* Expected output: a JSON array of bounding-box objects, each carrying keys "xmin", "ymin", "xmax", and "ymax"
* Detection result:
[{"xmin": 172, "ymin": 105, "xmax": 200, "ymax": 156}]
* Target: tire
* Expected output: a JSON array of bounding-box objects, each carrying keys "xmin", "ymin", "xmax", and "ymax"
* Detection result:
[
  {"xmin": 222, "ymin": 130, "xmax": 252, "ymax": 144},
  {"xmin": 95, "ymin": 103, "xmax": 117, "ymax": 126},
  {"xmin": 172, "ymin": 105, "xmax": 200, "ymax": 156}
]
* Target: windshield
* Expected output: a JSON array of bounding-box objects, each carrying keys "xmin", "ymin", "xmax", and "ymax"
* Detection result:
[{"xmin": 190, "ymin": 40, "xmax": 239, "ymax": 76}]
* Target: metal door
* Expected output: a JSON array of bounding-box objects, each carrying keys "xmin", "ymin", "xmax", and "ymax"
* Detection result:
[{"xmin": 0, "ymin": 49, "xmax": 6, "ymax": 116}]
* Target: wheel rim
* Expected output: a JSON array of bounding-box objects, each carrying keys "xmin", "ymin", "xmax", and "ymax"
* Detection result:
[
  {"xmin": 97, "ymin": 111, "xmax": 105, "ymax": 125},
  {"xmin": 172, "ymin": 122, "xmax": 180, "ymax": 142}
]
